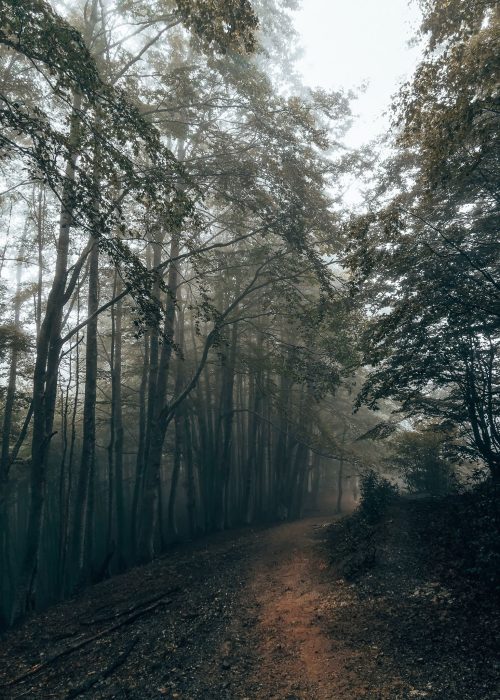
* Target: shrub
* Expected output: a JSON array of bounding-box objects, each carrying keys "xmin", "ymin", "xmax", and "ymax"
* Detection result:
[
  {"xmin": 358, "ymin": 468, "xmax": 398, "ymax": 522},
  {"xmin": 389, "ymin": 429, "xmax": 459, "ymax": 496}
]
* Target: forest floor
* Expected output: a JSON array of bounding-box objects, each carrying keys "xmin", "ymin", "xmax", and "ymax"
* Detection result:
[{"xmin": 0, "ymin": 501, "xmax": 499, "ymax": 700}]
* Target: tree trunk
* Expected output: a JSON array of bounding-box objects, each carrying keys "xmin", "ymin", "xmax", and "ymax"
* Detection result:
[
  {"xmin": 218, "ymin": 322, "xmax": 238, "ymax": 529},
  {"xmin": 167, "ymin": 303, "xmax": 185, "ymax": 539},
  {"xmin": 183, "ymin": 412, "xmax": 197, "ymax": 538},
  {"xmin": 71, "ymin": 241, "xmax": 99, "ymax": 588},
  {"xmin": 113, "ymin": 287, "xmax": 125, "ymax": 568},
  {"xmin": 60, "ymin": 293, "xmax": 81, "ymax": 595},
  {"xmin": 15, "ymin": 92, "xmax": 82, "ymax": 619},
  {"xmin": 336, "ymin": 427, "xmax": 347, "ymax": 515},
  {"xmin": 138, "ymin": 225, "xmax": 181, "ymax": 560},
  {"xmin": 0, "ymin": 257, "xmax": 22, "ymax": 483},
  {"xmin": 131, "ymin": 334, "xmax": 149, "ymax": 557}
]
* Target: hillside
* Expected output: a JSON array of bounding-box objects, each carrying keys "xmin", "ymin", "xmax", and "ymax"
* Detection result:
[{"xmin": 1, "ymin": 494, "xmax": 498, "ymax": 699}]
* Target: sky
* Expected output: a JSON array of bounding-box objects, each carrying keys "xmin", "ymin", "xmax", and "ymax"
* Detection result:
[{"xmin": 293, "ymin": 0, "xmax": 423, "ymax": 148}]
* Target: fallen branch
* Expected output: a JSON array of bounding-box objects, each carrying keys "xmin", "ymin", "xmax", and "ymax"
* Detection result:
[
  {"xmin": 79, "ymin": 586, "xmax": 180, "ymax": 626},
  {"xmin": 64, "ymin": 636, "xmax": 138, "ymax": 699},
  {"xmin": 5, "ymin": 595, "xmax": 174, "ymax": 688}
]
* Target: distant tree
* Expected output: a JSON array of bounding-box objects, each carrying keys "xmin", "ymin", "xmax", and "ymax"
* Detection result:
[{"xmin": 388, "ymin": 429, "xmax": 458, "ymax": 496}]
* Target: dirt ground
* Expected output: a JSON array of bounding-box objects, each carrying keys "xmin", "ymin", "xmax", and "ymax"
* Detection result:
[{"xmin": 0, "ymin": 513, "xmax": 498, "ymax": 699}]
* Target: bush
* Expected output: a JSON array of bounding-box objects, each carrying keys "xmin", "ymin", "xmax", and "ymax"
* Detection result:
[
  {"xmin": 456, "ymin": 481, "xmax": 500, "ymax": 592},
  {"xmin": 358, "ymin": 468, "xmax": 398, "ymax": 522},
  {"xmin": 389, "ymin": 429, "xmax": 459, "ymax": 496}
]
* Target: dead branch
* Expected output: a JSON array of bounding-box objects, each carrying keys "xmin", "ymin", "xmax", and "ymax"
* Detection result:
[
  {"xmin": 64, "ymin": 636, "xmax": 138, "ymax": 699},
  {"xmin": 5, "ymin": 594, "xmax": 175, "ymax": 689},
  {"xmin": 79, "ymin": 586, "xmax": 180, "ymax": 626}
]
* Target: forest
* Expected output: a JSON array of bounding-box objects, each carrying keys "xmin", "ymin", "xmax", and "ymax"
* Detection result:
[{"xmin": 0, "ymin": 1, "xmax": 498, "ymax": 698}]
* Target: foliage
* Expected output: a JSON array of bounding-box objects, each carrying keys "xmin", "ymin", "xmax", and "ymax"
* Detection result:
[
  {"xmin": 327, "ymin": 490, "xmax": 500, "ymax": 699},
  {"xmin": 388, "ymin": 429, "xmax": 459, "ymax": 496},
  {"xmin": 358, "ymin": 468, "xmax": 398, "ymax": 523},
  {"xmin": 418, "ymin": 482, "xmax": 500, "ymax": 594},
  {"xmin": 116, "ymin": 0, "xmax": 258, "ymax": 55},
  {"xmin": 463, "ymin": 484, "xmax": 500, "ymax": 592},
  {"xmin": 346, "ymin": 0, "xmax": 500, "ymax": 480},
  {"xmin": 174, "ymin": 0, "xmax": 258, "ymax": 53},
  {"xmin": 0, "ymin": 324, "xmax": 31, "ymax": 360}
]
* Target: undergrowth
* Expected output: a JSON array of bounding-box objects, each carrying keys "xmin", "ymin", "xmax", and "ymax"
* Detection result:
[{"xmin": 330, "ymin": 475, "xmax": 500, "ymax": 594}]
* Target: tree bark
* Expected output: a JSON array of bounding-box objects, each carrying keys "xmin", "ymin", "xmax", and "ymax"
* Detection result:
[
  {"xmin": 0, "ymin": 256, "xmax": 22, "ymax": 483},
  {"xmin": 336, "ymin": 427, "xmax": 347, "ymax": 515},
  {"xmin": 71, "ymin": 241, "xmax": 99, "ymax": 589},
  {"xmin": 137, "ymin": 226, "xmax": 181, "ymax": 560},
  {"xmin": 167, "ymin": 303, "xmax": 185, "ymax": 539},
  {"xmin": 15, "ymin": 92, "xmax": 82, "ymax": 618},
  {"xmin": 112, "ymin": 285, "xmax": 125, "ymax": 567}
]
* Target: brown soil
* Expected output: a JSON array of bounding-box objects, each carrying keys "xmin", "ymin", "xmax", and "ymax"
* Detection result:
[
  {"xmin": 242, "ymin": 518, "xmax": 364, "ymax": 699},
  {"xmin": 0, "ymin": 510, "xmax": 497, "ymax": 699}
]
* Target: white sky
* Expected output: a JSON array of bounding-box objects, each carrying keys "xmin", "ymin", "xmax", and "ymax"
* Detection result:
[{"xmin": 293, "ymin": 0, "xmax": 423, "ymax": 148}]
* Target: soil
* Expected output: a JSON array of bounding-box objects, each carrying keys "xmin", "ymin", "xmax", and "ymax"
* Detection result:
[{"xmin": 0, "ymin": 507, "xmax": 498, "ymax": 699}]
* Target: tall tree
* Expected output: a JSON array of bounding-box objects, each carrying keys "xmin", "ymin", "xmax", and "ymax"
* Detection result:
[{"xmin": 346, "ymin": 0, "xmax": 500, "ymax": 479}]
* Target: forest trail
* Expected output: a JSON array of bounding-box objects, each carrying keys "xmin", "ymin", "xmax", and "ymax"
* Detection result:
[
  {"xmin": 0, "ymin": 515, "xmax": 378, "ymax": 700},
  {"xmin": 241, "ymin": 518, "xmax": 360, "ymax": 699},
  {"xmin": 1, "ymin": 510, "xmax": 497, "ymax": 699}
]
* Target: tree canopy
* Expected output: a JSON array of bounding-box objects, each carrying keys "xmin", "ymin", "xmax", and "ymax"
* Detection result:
[{"xmin": 347, "ymin": 0, "xmax": 500, "ymax": 479}]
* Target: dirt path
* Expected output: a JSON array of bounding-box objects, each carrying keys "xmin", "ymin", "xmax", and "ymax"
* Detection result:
[
  {"xmin": 240, "ymin": 518, "xmax": 359, "ymax": 699},
  {"xmin": 2, "ymin": 513, "xmax": 496, "ymax": 699},
  {"xmin": 0, "ymin": 516, "xmax": 364, "ymax": 699},
  {"xmin": 229, "ymin": 518, "xmax": 403, "ymax": 700}
]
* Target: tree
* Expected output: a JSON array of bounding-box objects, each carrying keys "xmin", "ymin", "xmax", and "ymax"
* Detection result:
[
  {"xmin": 1, "ymin": 0, "xmax": 258, "ymax": 619},
  {"xmin": 388, "ymin": 429, "xmax": 458, "ymax": 496},
  {"xmin": 0, "ymin": 0, "xmax": 360, "ymax": 626},
  {"xmin": 347, "ymin": 0, "xmax": 500, "ymax": 481}
]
